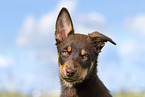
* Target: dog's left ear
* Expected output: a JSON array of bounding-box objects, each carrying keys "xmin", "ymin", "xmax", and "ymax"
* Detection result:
[
  {"xmin": 55, "ymin": 7, "xmax": 74, "ymax": 44},
  {"xmin": 88, "ymin": 32, "xmax": 116, "ymax": 53}
]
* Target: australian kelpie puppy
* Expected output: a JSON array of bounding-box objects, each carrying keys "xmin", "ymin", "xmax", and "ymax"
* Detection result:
[{"xmin": 55, "ymin": 7, "xmax": 116, "ymax": 97}]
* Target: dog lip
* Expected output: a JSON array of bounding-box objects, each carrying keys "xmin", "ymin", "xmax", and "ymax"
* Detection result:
[
  {"xmin": 62, "ymin": 77, "xmax": 83, "ymax": 82},
  {"xmin": 63, "ymin": 77, "xmax": 76, "ymax": 82}
]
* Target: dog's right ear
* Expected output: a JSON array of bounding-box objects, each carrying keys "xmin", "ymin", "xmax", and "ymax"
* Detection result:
[{"xmin": 55, "ymin": 7, "xmax": 74, "ymax": 44}]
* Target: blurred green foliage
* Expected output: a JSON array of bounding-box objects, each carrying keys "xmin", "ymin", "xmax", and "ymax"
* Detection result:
[
  {"xmin": 113, "ymin": 92, "xmax": 145, "ymax": 97},
  {"xmin": 0, "ymin": 92, "xmax": 145, "ymax": 97}
]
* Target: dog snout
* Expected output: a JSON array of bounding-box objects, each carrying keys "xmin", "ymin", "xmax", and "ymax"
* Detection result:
[{"xmin": 66, "ymin": 68, "xmax": 76, "ymax": 77}]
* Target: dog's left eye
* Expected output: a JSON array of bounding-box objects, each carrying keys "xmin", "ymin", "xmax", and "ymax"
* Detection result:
[{"xmin": 82, "ymin": 54, "xmax": 89, "ymax": 61}]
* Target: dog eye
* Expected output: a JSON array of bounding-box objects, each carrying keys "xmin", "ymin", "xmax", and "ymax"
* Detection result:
[
  {"xmin": 62, "ymin": 50, "xmax": 69, "ymax": 56},
  {"xmin": 82, "ymin": 54, "xmax": 89, "ymax": 61}
]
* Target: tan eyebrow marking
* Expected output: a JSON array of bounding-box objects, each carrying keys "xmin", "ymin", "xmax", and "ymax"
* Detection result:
[
  {"xmin": 81, "ymin": 49, "xmax": 86, "ymax": 55},
  {"xmin": 67, "ymin": 46, "xmax": 71, "ymax": 52}
]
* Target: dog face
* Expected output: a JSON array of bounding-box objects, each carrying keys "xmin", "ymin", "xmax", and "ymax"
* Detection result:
[
  {"xmin": 55, "ymin": 8, "xmax": 116, "ymax": 87},
  {"xmin": 57, "ymin": 34, "xmax": 97, "ymax": 85}
]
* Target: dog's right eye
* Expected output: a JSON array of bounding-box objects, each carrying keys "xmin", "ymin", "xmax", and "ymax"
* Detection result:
[{"xmin": 61, "ymin": 50, "xmax": 69, "ymax": 56}]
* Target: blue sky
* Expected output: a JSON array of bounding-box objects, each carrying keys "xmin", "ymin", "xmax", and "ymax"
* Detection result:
[{"xmin": 0, "ymin": 0, "xmax": 145, "ymax": 94}]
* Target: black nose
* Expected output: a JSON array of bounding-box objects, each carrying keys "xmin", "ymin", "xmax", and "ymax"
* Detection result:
[{"xmin": 66, "ymin": 68, "xmax": 76, "ymax": 77}]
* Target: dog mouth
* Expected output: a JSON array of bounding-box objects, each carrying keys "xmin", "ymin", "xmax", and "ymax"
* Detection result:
[
  {"xmin": 61, "ymin": 76, "xmax": 84, "ymax": 83},
  {"xmin": 63, "ymin": 77, "xmax": 76, "ymax": 82}
]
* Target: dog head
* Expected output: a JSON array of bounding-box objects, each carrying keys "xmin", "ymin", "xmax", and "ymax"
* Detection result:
[{"xmin": 55, "ymin": 8, "xmax": 116, "ymax": 87}]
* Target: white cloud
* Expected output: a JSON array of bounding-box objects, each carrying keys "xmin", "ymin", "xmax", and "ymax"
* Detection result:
[
  {"xmin": 16, "ymin": 13, "xmax": 55, "ymax": 46},
  {"xmin": 119, "ymin": 39, "xmax": 136, "ymax": 57},
  {"xmin": 0, "ymin": 56, "xmax": 15, "ymax": 67},
  {"xmin": 75, "ymin": 12, "xmax": 107, "ymax": 34},
  {"xmin": 28, "ymin": 49, "xmax": 58, "ymax": 65},
  {"xmin": 125, "ymin": 14, "xmax": 145, "ymax": 36},
  {"xmin": 0, "ymin": 56, "xmax": 8, "ymax": 67},
  {"xmin": 123, "ymin": 14, "xmax": 145, "ymax": 63},
  {"xmin": 119, "ymin": 37, "xmax": 145, "ymax": 63}
]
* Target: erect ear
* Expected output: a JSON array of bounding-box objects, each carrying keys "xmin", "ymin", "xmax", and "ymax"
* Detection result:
[
  {"xmin": 55, "ymin": 7, "xmax": 74, "ymax": 44},
  {"xmin": 88, "ymin": 31, "xmax": 116, "ymax": 53}
]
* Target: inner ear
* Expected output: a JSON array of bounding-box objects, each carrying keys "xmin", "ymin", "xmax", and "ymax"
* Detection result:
[
  {"xmin": 93, "ymin": 41, "xmax": 105, "ymax": 53},
  {"xmin": 88, "ymin": 31, "xmax": 116, "ymax": 53},
  {"xmin": 55, "ymin": 8, "xmax": 74, "ymax": 43}
]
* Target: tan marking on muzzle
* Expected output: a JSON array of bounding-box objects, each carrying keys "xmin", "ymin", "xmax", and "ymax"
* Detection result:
[{"xmin": 59, "ymin": 62, "xmax": 68, "ymax": 75}]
